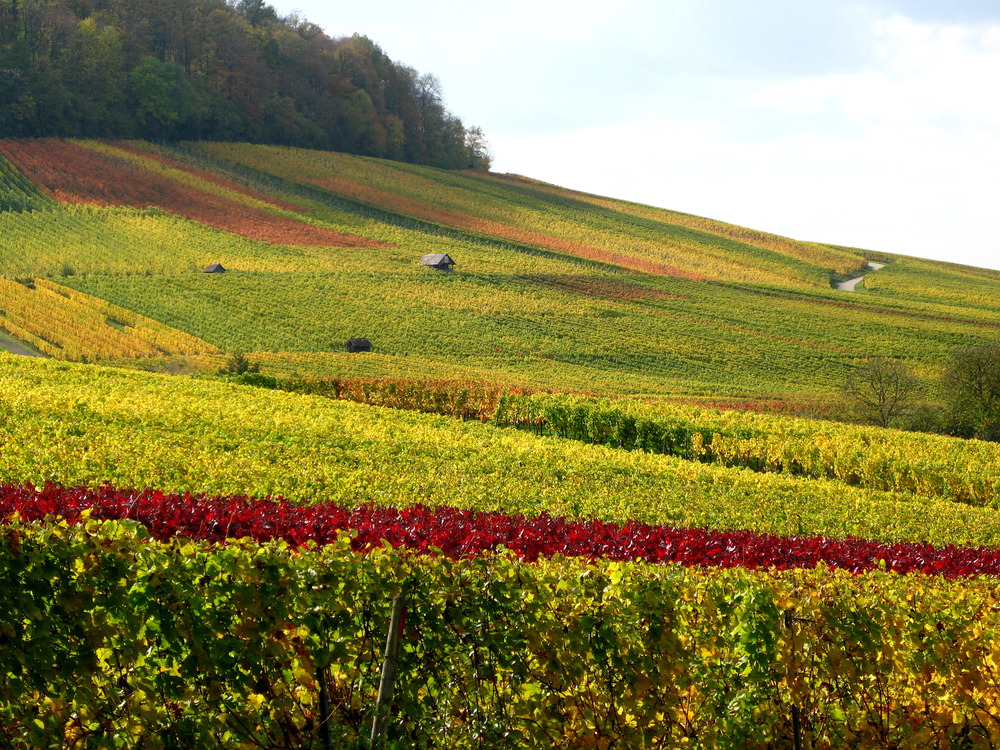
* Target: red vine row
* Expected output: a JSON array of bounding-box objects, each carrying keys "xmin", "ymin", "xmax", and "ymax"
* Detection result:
[{"xmin": 1, "ymin": 483, "xmax": 996, "ymax": 577}]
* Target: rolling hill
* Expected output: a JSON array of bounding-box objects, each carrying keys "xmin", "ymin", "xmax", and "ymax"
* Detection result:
[
  {"xmin": 3, "ymin": 137, "xmax": 999, "ymax": 401},
  {"xmin": 4, "ymin": 139, "xmax": 1000, "ymax": 746}
]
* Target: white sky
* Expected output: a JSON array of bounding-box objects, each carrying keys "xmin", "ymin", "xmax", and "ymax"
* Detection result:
[{"xmin": 273, "ymin": 1, "xmax": 1000, "ymax": 271}]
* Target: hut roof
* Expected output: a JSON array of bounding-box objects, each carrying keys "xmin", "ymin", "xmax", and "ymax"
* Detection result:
[
  {"xmin": 346, "ymin": 338, "xmax": 372, "ymax": 353},
  {"xmin": 204, "ymin": 263, "xmax": 226, "ymax": 273},
  {"xmin": 419, "ymin": 253, "xmax": 455, "ymax": 267}
]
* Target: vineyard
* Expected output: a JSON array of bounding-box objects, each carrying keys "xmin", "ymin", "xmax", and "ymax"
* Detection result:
[
  {"xmin": 0, "ymin": 278, "xmax": 218, "ymax": 360},
  {"xmin": 4, "ymin": 138, "xmax": 1000, "ymax": 746},
  {"xmin": 3, "ymin": 359, "xmax": 1000, "ymax": 745},
  {"xmin": 275, "ymin": 379, "xmax": 1000, "ymax": 507},
  {"xmin": 51, "ymin": 259, "xmax": 1000, "ymax": 396},
  {"xmin": 191, "ymin": 142, "xmax": 857, "ymax": 287},
  {"xmin": 2, "ymin": 139, "xmax": 1000, "ymax": 397},
  {"xmin": 11, "ymin": 514, "xmax": 1000, "ymax": 748},
  {"xmin": 4, "ymin": 357, "xmax": 1000, "ymax": 549}
]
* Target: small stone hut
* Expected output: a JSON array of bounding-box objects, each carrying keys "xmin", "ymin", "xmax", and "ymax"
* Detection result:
[
  {"xmin": 419, "ymin": 253, "xmax": 456, "ymax": 273},
  {"xmin": 203, "ymin": 263, "xmax": 226, "ymax": 273},
  {"xmin": 346, "ymin": 338, "xmax": 372, "ymax": 353}
]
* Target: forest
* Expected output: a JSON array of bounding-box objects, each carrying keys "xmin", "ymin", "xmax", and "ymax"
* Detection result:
[{"xmin": 0, "ymin": 0, "xmax": 492, "ymax": 169}]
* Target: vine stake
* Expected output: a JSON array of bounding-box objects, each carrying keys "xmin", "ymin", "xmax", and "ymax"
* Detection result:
[
  {"xmin": 370, "ymin": 594, "xmax": 407, "ymax": 749},
  {"xmin": 317, "ymin": 665, "xmax": 333, "ymax": 750}
]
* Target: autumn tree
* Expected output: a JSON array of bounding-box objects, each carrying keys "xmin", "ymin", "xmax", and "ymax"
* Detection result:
[{"xmin": 843, "ymin": 357, "xmax": 922, "ymax": 428}]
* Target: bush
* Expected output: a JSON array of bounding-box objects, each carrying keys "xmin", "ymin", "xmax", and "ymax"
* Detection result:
[
  {"xmin": 942, "ymin": 344, "xmax": 1000, "ymax": 441},
  {"xmin": 232, "ymin": 371, "xmax": 279, "ymax": 389}
]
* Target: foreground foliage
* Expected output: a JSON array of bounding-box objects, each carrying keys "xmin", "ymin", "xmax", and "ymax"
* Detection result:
[{"xmin": 4, "ymin": 517, "xmax": 1000, "ymax": 748}]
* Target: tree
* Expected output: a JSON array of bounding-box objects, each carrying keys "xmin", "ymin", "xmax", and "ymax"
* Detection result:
[
  {"xmin": 233, "ymin": 0, "xmax": 275, "ymax": 27},
  {"xmin": 842, "ymin": 357, "xmax": 921, "ymax": 428},
  {"xmin": 0, "ymin": 0, "xmax": 490, "ymax": 166},
  {"xmin": 129, "ymin": 55, "xmax": 195, "ymax": 139},
  {"xmin": 218, "ymin": 351, "xmax": 259, "ymax": 375},
  {"xmin": 464, "ymin": 125, "xmax": 492, "ymax": 170},
  {"xmin": 942, "ymin": 344, "xmax": 1000, "ymax": 440},
  {"xmin": 0, "ymin": 68, "xmax": 36, "ymax": 134}
]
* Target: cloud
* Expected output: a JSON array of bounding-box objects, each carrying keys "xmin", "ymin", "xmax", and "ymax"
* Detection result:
[
  {"xmin": 757, "ymin": 16, "xmax": 1000, "ymax": 128},
  {"xmin": 493, "ymin": 15, "xmax": 1000, "ymax": 269}
]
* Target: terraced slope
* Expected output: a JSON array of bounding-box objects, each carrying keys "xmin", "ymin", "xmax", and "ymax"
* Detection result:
[{"xmin": 1, "ymin": 138, "xmax": 999, "ymax": 399}]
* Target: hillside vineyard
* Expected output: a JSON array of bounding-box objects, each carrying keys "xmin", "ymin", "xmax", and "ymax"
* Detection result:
[{"xmin": 3, "ymin": 139, "xmax": 1000, "ymax": 747}]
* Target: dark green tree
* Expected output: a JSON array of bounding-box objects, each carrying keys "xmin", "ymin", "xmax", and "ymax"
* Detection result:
[
  {"xmin": 0, "ymin": 69, "xmax": 35, "ymax": 134},
  {"xmin": 129, "ymin": 55, "xmax": 195, "ymax": 139},
  {"xmin": 942, "ymin": 344, "xmax": 1000, "ymax": 440},
  {"xmin": 0, "ymin": 0, "xmax": 490, "ymax": 167},
  {"xmin": 233, "ymin": 0, "xmax": 275, "ymax": 27},
  {"xmin": 218, "ymin": 351, "xmax": 259, "ymax": 375}
]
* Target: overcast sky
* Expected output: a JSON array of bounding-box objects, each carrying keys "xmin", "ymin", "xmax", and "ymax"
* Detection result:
[{"xmin": 273, "ymin": 1, "xmax": 1000, "ymax": 271}]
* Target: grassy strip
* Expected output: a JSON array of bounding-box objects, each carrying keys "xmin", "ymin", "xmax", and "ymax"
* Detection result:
[{"xmin": 0, "ymin": 326, "xmax": 44, "ymax": 357}]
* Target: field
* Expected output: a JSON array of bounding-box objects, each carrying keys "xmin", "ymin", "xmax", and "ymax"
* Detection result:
[
  {"xmin": 3, "ymin": 139, "xmax": 1000, "ymax": 747},
  {"xmin": 2, "ymin": 138, "xmax": 1000, "ymax": 397}
]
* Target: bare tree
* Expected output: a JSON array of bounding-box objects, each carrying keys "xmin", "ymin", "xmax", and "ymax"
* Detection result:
[{"xmin": 843, "ymin": 358, "xmax": 921, "ymax": 428}]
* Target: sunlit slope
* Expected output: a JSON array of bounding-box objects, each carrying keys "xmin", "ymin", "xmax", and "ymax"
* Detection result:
[
  {"xmin": 864, "ymin": 254, "xmax": 1000, "ymax": 312},
  {"xmin": 2, "ymin": 138, "xmax": 1000, "ymax": 398},
  {"xmin": 5, "ymin": 355, "xmax": 1000, "ymax": 548},
  {"xmin": 59, "ymin": 267, "xmax": 999, "ymax": 397},
  {"xmin": 190, "ymin": 142, "xmax": 860, "ymax": 287},
  {"xmin": 458, "ymin": 171, "xmax": 865, "ymax": 278}
]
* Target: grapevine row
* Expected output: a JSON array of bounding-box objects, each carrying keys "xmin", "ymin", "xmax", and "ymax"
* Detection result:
[
  {"xmin": 193, "ymin": 141, "xmax": 838, "ymax": 287},
  {"xmin": 0, "ymin": 138, "xmax": 382, "ymax": 248},
  {"xmin": 4, "ymin": 481, "xmax": 999, "ymax": 577},
  {"xmin": 281, "ymin": 380, "xmax": 1000, "ymax": 509},
  {"xmin": 5, "ymin": 518, "xmax": 1000, "ymax": 747},
  {"xmin": 0, "ymin": 277, "xmax": 219, "ymax": 360},
  {"xmin": 6, "ymin": 356, "xmax": 1000, "ymax": 549}
]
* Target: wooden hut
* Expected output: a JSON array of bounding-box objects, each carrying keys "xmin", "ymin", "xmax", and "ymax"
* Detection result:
[
  {"xmin": 346, "ymin": 338, "xmax": 372, "ymax": 353},
  {"xmin": 419, "ymin": 253, "xmax": 456, "ymax": 272},
  {"xmin": 203, "ymin": 263, "xmax": 226, "ymax": 273}
]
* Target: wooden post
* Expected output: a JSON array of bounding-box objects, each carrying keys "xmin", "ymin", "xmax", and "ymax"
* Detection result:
[
  {"xmin": 317, "ymin": 666, "xmax": 333, "ymax": 750},
  {"xmin": 791, "ymin": 704, "xmax": 803, "ymax": 750},
  {"xmin": 370, "ymin": 594, "xmax": 407, "ymax": 749},
  {"xmin": 784, "ymin": 609, "xmax": 804, "ymax": 750}
]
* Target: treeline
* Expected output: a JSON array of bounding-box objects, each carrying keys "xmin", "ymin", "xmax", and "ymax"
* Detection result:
[{"xmin": 0, "ymin": 0, "xmax": 491, "ymax": 169}]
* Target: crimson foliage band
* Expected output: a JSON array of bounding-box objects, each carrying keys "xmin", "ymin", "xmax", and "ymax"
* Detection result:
[{"xmin": 1, "ymin": 483, "xmax": 995, "ymax": 577}]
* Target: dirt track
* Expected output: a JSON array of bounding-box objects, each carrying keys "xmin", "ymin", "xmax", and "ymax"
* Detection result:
[
  {"xmin": 835, "ymin": 262, "xmax": 886, "ymax": 291},
  {"xmin": 0, "ymin": 331, "xmax": 43, "ymax": 357}
]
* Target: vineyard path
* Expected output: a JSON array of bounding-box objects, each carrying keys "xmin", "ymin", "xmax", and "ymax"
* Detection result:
[
  {"xmin": 836, "ymin": 261, "xmax": 886, "ymax": 292},
  {"xmin": 0, "ymin": 330, "xmax": 43, "ymax": 357}
]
